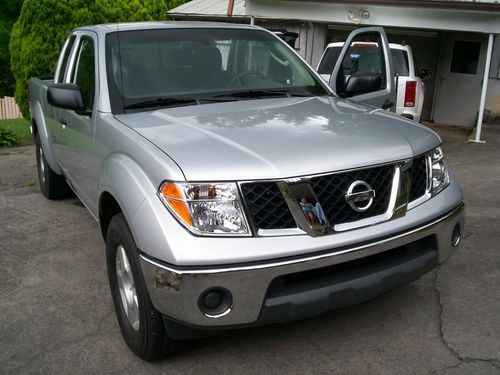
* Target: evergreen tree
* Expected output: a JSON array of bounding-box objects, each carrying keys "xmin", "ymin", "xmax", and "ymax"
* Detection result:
[
  {"xmin": 10, "ymin": 0, "xmax": 167, "ymax": 118},
  {"xmin": 0, "ymin": 0, "xmax": 24, "ymax": 97}
]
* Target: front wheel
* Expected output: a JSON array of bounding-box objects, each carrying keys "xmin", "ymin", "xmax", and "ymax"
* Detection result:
[{"xmin": 106, "ymin": 213, "xmax": 178, "ymax": 361}]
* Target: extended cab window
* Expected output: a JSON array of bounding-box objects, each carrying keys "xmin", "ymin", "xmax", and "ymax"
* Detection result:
[
  {"xmin": 56, "ymin": 35, "xmax": 76, "ymax": 83},
  {"xmin": 72, "ymin": 37, "xmax": 96, "ymax": 112}
]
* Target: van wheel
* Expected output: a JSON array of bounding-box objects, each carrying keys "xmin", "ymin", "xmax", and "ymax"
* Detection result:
[
  {"xmin": 106, "ymin": 213, "xmax": 178, "ymax": 361},
  {"xmin": 35, "ymin": 133, "xmax": 72, "ymax": 199}
]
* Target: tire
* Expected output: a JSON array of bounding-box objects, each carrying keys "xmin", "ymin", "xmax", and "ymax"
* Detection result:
[
  {"xmin": 106, "ymin": 213, "xmax": 178, "ymax": 361},
  {"xmin": 35, "ymin": 133, "xmax": 72, "ymax": 199}
]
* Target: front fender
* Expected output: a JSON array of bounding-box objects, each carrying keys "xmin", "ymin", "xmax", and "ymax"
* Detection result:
[
  {"xmin": 98, "ymin": 153, "xmax": 157, "ymax": 245},
  {"xmin": 32, "ymin": 100, "xmax": 63, "ymax": 175}
]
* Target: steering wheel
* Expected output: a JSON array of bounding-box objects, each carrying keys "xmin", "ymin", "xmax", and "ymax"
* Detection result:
[{"xmin": 226, "ymin": 71, "xmax": 266, "ymax": 88}]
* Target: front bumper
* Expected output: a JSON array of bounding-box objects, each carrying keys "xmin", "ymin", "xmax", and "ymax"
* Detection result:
[{"xmin": 140, "ymin": 203, "xmax": 464, "ymax": 328}]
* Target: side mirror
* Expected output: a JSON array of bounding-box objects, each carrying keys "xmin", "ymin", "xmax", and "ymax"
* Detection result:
[
  {"xmin": 47, "ymin": 83, "xmax": 86, "ymax": 113},
  {"xmin": 420, "ymin": 69, "xmax": 432, "ymax": 79}
]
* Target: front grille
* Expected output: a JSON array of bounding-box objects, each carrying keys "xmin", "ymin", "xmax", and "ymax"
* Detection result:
[
  {"xmin": 409, "ymin": 155, "xmax": 428, "ymax": 201},
  {"xmin": 310, "ymin": 165, "xmax": 394, "ymax": 225},
  {"xmin": 240, "ymin": 181, "xmax": 296, "ymax": 230},
  {"xmin": 241, "ymin": 157, "xmax": 429, "ymax": 233}
]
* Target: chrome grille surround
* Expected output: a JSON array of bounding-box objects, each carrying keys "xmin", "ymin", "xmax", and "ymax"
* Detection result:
[{"xmin": 240, "ymin": 156, "xmax": 430, "ymax": 237}]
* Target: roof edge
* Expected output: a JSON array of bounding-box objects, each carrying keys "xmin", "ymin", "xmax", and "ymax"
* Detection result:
[{"xmin": 283, "ymin": 0, "xmax": 500, "ymax": 11}]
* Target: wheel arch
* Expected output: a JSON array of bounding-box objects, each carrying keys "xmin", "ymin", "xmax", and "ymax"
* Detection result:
[
  {"xmin": 31, "ymin": 100, "xmax": 63, "ymax": 174},
  {"xmin": 97, "ymin": 153, "xmax": 158, "ymax": 246},
  {"xmin": 99, "ymin": 191, "xmax": 123, "ymax": 239}
]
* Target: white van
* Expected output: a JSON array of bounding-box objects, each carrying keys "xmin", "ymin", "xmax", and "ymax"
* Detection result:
[{"xmin": 317, "ymin": 42, "xmax": 426, "ymax": 122}]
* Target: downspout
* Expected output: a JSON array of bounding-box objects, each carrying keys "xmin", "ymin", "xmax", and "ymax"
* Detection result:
[
  {"xmin": 471, "ymin": 33, "xmax": 494, "ymax": 143},
  {"xmin": 227, "ymin": 0, "xmax": 234, "ymax": 16}
]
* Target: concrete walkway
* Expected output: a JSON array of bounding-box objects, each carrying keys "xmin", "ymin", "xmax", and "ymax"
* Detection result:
[{"xmin": 0, "ymin": 126, "xmax": 499, "ymax": 374}]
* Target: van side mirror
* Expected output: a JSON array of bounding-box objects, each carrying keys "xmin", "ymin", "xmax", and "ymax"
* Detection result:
[
  {"xmin": 47, "ymin": 83, "xmax": 86, "ymax": 113},
  {"xmin": 420, "ymin": 69, "xmax": 432, "ymax": 79}
]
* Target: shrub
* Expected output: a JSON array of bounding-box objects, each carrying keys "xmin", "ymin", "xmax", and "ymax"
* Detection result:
[
  {"xmin": 0, "ymin": 127, "xmax": 18, "ymax": 147},
  {"xmin": 9, "ymin": 0, "xmax": 167, "ymax": 118}
]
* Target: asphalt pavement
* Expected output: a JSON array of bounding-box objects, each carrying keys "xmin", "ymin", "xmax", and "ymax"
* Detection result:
[{"xmin": 0, "ymin": 125, "xmax": 499, "ymax": 374}]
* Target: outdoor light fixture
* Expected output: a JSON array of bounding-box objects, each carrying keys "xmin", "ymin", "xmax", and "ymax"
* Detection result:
[{"xmin": 348, "ymin": 9, "xmax": 370, "ymax": 23}]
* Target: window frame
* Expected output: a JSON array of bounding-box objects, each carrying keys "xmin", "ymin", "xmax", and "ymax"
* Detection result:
[
  {"xmin": 54, "ymin": 35, "xmax": 77, "ymax": 84},
  {"xmin": 66, "ymin": 32, "xmax": 99, "ymax": 114}
]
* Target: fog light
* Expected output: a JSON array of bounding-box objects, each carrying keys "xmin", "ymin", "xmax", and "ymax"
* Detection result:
[
  {"xmin": 198, "ymin": 288, "xmax": 233, "ymax": 318},
  {"xmin": 452, "ymin": 223, "xmax": 461, "ymax": 247}
]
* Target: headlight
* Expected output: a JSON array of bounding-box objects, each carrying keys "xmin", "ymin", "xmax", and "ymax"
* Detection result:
[
  {"xmin": 158, "ymin": 182, "xmax": 250, "ymax": 236},
  {"xmin": 429, "ymin": 147, "xmax": 450, "ymax": 195}
]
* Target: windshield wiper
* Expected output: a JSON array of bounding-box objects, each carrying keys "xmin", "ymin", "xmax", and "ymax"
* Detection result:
[
  {"xmin": 123, "ymin": 97, "xmax": 198, "ymax": 110},
  {"xmin": 213, "ymin": 89, "xmax": 301, "ymax": 100},
  {"xmin": 213, "ymin": 89, "xmax": 314, "ymax": 100}
]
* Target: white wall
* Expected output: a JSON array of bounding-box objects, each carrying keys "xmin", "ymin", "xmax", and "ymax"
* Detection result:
[{"xmin": 247, "ymin": 0, "xmax": 500, "ymax": 34}]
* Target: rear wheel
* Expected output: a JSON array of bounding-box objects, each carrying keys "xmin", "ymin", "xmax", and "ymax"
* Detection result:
[
  {"xmin": 106, "ymin": 213, "xmax": 178, "ymax": 361},
  {"xmin": 35, "ymin": 133, "xmax": 72, "ymax": 199}
]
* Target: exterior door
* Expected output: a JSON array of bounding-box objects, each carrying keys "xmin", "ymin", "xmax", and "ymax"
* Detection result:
[
  {"xmin": 331, "ymin": 27, "xmax": 395, "ymax": 111},
  {"xmin": 434, "ymin": 33, "xmax": 487, "ymax": 127},
  {"xmin": 59, "ymin": 33, "xmax": 98, "ymax": 211}
]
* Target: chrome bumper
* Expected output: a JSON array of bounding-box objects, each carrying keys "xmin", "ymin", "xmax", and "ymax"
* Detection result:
[{"xmin": 140, "ymin": 203, "xmax": 464, "ymax": 327}]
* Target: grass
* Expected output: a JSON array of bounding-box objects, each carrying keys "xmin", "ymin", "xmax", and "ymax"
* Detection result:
[{"xmin": 0, "ymin": 118, "xmax": 32, "ymax": 146}]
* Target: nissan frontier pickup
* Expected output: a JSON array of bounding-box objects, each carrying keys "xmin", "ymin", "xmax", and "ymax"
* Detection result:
[{"xmin": 29, "ymin": 22, "xmax": 464, "ymax": 360}]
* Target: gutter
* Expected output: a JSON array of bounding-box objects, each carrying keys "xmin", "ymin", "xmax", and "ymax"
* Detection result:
[{"xmin": 284, "ymin": 0, "xmax": 500, "ymax": 12}]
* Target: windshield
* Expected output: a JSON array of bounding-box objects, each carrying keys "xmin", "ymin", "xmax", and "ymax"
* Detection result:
[{"xmin": 105, "ymin": 28, "xmax": 329, "ymax": 113}]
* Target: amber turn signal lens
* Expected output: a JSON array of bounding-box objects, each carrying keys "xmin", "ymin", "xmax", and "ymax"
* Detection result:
[
  {"xmin": 160, "ymin": 182, "xmax": 184, "ymax": 200},
  {"xmin": 167, "ymin": 198, "xmax": 192, "ymax": 226},
  {"xmin": 159, "ymin": 183, "xmax": 192, "ymax": 226}
]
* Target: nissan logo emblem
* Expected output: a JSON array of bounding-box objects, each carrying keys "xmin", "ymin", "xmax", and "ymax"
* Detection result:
[{"xmin": 345, "ymin": 180, "xmax": 376, "ymax": 212}]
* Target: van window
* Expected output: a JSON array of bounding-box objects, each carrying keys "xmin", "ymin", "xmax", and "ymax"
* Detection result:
[
  {"xmin": 318, "ymin": 47, "xmax": 341, "ymax": 75},
  {"xmin": 391, "ymin": 49, "xmax": 410, "ymax": 76}
]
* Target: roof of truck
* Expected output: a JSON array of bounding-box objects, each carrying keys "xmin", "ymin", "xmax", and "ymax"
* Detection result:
[{"xmin": 76, "ymin": 21, "xmax": 261, "ymax": 35}]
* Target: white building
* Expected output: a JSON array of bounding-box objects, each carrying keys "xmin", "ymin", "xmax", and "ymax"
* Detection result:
[{"xmin": 169, "ymin": 0, "xmax": 500, "ymax": 133}]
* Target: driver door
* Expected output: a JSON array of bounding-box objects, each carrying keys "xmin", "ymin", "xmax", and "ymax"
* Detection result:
[
  {"xmin": 330, "ymin": 27, "xmax": 395, "ymax": 111},
  {"xmin": 58, "ymin": 32, "xmax": 99, "ymax": 212}
]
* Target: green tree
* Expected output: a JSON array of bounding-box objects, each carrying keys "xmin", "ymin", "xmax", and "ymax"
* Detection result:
[
  {"xmin": 166, "ymin": 0, "xmax": 190, "ymax": 12},
  {"xmin": 9, "ymin": 0, "xmax": 167, "ymax": 118},
  {"xmin": 0, "ymin": 0, "xmax": 24, "ymax": 97}
]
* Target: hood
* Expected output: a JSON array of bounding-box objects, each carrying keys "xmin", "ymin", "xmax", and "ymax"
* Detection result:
[{"xmin": 116, "ymin": 96, "xmax": 440, "ymax": 181}]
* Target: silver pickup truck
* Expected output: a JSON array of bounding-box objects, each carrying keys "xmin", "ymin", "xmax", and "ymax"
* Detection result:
[{"xmin": 29, "ymin": 22, "xmax": 464, "ymax": 360}]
